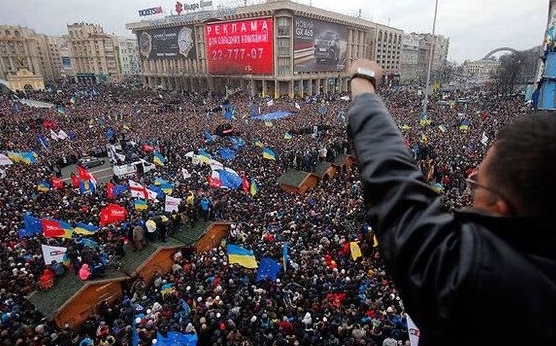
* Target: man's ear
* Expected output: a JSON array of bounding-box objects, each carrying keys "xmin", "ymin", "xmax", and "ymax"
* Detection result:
[{"xmin": 493, "ymin": 199, "xmax": 512, "ymax": 216}]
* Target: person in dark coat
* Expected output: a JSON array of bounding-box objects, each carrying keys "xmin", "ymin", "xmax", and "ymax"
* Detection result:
[{"xmin": 347, "ymin": 58, "xmax": 556, "ymax": 345}]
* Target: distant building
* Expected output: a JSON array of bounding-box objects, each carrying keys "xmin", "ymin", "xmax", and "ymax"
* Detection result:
[
  {"xmin": 464, "ymin": 58, "xmax": 499, "ymax": 84},
  {"xmin": 125, "ymin": 0, "xmax": 403, "ymax": 96},
  {"xmin": 399, "ymin": 33, "xmax": 449, "ymax": 84},
  {"xmin": 114, "ymin": 37, "xmax": 141, "ymax": 80},
  {"xmin": 0, "ymin": 25, "xmax": 58, "ymax": 83},
  {"xmin": 66, "ymin": 23, "xmax": 119, "ymax": 83},
  {"xmin": 400, "ymin": 34, "xmax": 420, "ymax": 83}
]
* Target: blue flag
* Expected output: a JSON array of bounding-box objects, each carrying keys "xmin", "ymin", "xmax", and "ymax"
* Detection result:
[
  {"xmin": 256, "ymin": 257, "xmax": 281, "ymax": 282},
  {"xmin": 218, "ymin": 169, "xmax": 242, "ymax": 189},
  {"xmin": 106, "ymin": 128, "xmax": 114, "ymax": 139},
  {"xmin": 203, "ymin": 130, "xmax": 214, "ymax": 142},
  {"xmin": 218, "ymin": 147, "xmax": 236, "ymax": 161},
  {"xmin": 132, "ymin": 316, "xmax": 139, "ymax": 346},
  {"xmin": 38, "ymin": 135, "xmax": 49, "ymax": 150},
  {"xmin": 22, "ymin": 213, "xmax": 42, "ymax": 238},
  {"xmin": 148, "ymin": 184, "xmax": 165, "ymax": 198},
  {"xmin": 283, "ymin": 242, "xmax": 289, "ymax": 272},
  {"xmin": 157, "ymin": 331, "xmax": 198, "ymax": 346},
  {"xmin": 113, "ymin": 184, "xmax": 128, "ymax": 196}
]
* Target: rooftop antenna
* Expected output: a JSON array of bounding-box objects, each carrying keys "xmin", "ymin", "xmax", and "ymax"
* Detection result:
[{"xmin": 387, "ymin": 17, "xmax": 391, "ymax": 26}]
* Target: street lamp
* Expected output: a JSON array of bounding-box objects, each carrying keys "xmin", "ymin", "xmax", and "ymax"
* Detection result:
[{"xmin": 423, "ymin": 0, "xmax": 439, "ymax": 115}]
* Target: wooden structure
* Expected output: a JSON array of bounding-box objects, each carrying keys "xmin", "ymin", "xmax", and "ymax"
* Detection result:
[
  {"xmin": 194, "ymin": 222, "xmax": 231, "ymax": 253},
  {"xmin": 277, "ymin": 170, "xmax": 319, "ymax": 194},
  {"xmin": 314, "ymin": 162, "xmax": 340, "ymax": 180},
  {"xmin": 28, "ymin": 270, "xmax": 127, "ymax": 329},
  {"xmin": 333, "ymin": 154, "xmax": 356, "ymax": 170},
  {"xmin": 28, "ymin": 221, "xmax": 229, "ymax": 329}
]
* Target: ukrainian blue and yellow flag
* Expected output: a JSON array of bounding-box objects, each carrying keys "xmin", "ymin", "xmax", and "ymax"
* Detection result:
[
  {"xmin": 7, "ymin": 151, "xmax": 23, "ymax": 163},
  {"xmin": 74, "ymin": 222, "xmax": 99, "ymax": 236},
  {"xmin": 253, "ymin": 139, "xmax": 264, "ymax": 148},
  {"xmin": 153, "ymin": 151, "xmax": 166, "ymax": 166},
  {"xmin": 227, "ymin": 244, "xmax": 258, "ymax": 268},
  {"xmin": 262, "ymin": 147, "xmax": 276, "ymax": 161},
  {"xmin": 250, "ymin": 179, "xmax": 258, "ymax": 196},
  {"xmin": 37, "ymin": 180, "xmax": 51, "ymax": 192},
  {"xmin": 134, "ymin": 199, "xmax": 148, "ymax": 211}
]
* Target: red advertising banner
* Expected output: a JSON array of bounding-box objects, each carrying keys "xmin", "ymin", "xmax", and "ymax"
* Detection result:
[{"xmin": 205, "ymin": 18, "xmax": 274, "ymax": 75}]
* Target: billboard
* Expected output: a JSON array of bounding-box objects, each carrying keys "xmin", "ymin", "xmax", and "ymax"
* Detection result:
[
  {"xmin": 293, "ymin": 17, "xmax": 347, "ymax": 73},
  {"xmin": 138, "ymin": 26, "xmax": 196, "ymax": 59},
  {"xmin": 205, "ymin": 18, "xmax": 274, "ymax": 75}
]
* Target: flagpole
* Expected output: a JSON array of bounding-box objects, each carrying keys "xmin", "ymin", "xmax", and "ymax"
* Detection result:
[{"xmin": 423, "ymin": 0, "xmax": 439, "ymax": 116}]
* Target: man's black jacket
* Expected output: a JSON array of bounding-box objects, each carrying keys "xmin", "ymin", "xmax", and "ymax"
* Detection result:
[{"xmin": 348, "ymin": 93, "xmax": 556, "ymax": 345}]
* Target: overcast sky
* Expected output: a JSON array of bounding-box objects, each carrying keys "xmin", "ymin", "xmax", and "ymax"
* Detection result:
[{"xmin": 0, "ymin": 0, "xmax": 547, "ymax": 62}]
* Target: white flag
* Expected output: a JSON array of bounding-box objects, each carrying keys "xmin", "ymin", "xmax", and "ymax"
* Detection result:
[
  {"xmin": 407, "ymin": 314, "xmax": 420, "ymax": 346},
  {"xmin": 147, "ymin": 188, "xmax": 158, "ymax": 201},
  {"xmin": 41, "ymin": 244, "xmax": 67, "ymax": 265},
  {"xmin": 58, "ymin": 129, "xmax": 69, "ymax": 140},
  {"xmin": 267, "ymin": 99, "xmax": 274, "ymax": 107},
  {"xmin": 0, "ymin": 154, "xmax": 13, "ymax": 166},
  {"xmin": 182, "ymin": 168, "xmax": 191, "ymax": 180},
  {"xmin": 165, "ymin": 195, "xmax": 182, "ymax": 212},
  {"xmin": 480, "ymin": 132, "xmax": 489, "ymax": 146},
  {"xmin": 295, "ymin": 102, "xmax": 301, "ymax": 110},
  {"xmin": 129, "ymin": 180, "xmax": 148, "ymax": 199},
  {"xmin": 0, "ymin": 168, "xmax": 6, "ymax": 179},
  {"xmin": 50, "ymin": 129, "xmax": 60, "ymax": 141}
]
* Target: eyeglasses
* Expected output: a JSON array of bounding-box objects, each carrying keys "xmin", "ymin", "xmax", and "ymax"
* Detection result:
[{"xmin": 465, "ymin": 171, "xmax": 516, "ymax": 215}]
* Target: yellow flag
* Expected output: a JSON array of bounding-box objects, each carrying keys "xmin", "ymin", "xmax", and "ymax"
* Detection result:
[
  {"xmin": 373, "ymin": 234, "xmax": 379, "ymax": 248},
  {"xmin": 350, "ymin": 242, "xmax": 362, "ymax": 261}
]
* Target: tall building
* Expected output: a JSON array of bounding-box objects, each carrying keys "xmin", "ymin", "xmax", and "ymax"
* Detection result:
[
  {"xmin": 125, "ymin": 0, "xmax": 403, "ymax": 96},
  {"xmin": 67, "ymin": 23, "xmax": 119, "ymax": 82},
  {"xmin": 374, "ymin": 24, "xmax": 403, "ymax": 81},
  {"xmin": 114, "ymin": 37, "xmax": 141, "ymax": 80},
  {"xmin": 399, "ymin": 33, "xmax": 449, "ymax": 84},
  {"xmin": 0, "ymin": 25, "xmax": 57, "ymax": 82}
]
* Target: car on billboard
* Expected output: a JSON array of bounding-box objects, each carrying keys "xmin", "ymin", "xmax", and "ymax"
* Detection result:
[{"xmin": 314, "ymin": 31, "xmax": 340, "ymax": 64}]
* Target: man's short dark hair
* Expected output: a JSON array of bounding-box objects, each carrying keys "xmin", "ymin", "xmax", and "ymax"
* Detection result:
[{"xmin": 486, "ymin": 112, "xmax": 556, "ymax": 216}]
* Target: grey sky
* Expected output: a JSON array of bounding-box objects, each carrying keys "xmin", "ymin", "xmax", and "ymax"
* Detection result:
[{"xmin": 0, "ymin": 0, "xmax": 548, "ymax": 62}]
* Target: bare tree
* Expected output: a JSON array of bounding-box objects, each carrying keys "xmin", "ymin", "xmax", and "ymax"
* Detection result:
[{"xmin": 489, "ymin": 53, "xmax": 522, "ymax": 94}]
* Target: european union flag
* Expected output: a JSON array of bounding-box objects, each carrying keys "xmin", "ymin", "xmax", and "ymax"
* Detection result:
[
  {"xmin": 218, "ymin": 169, "xmax": 242, "ymax": 189},
  {"xmin": 23, "ymin": 213, "xmax": 42, "ymax": 236},
  {"xmin": 218, "ymin": 147, "xmax": 236, "ymax": 161},
  {"xmin": 113, "ymin": 184, "xmax": 128, "ymax": 196},
  {"xmin": 156, "ymin": 331, "xmax": 197, "ymax": 346},
  {"xmin": 256, "ymin": 257, "xmax": 281, "ymax": 282}
]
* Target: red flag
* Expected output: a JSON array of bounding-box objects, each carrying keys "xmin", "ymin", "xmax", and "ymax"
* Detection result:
[
  {"xmin": 242, "ymin": 176, "xmax": 249, "ymax": 193},
  {"xmin": 207, "ymin": 175, "xmax": 221, "ymax": 188},
  {"xmin": 51, "ymin": 177, "xmax": 64, "ymax": 189},
  {"xmin": 77, "ymin": 165, "xmax": 92, "ymax": 181},
  {"xmin": 99, "ymin": 203, "xmax": 127, "ymax": 226},
  {"xmin": 142, "ymin": 144, "xmax": 155, "ymax": 153},
  {"xmin": 106, "ymin": 182, "xmax": 115, "ymax": 199},
  {"xmin": 71, "ymin": 173, "xmax": 79, "ymax": 188}
]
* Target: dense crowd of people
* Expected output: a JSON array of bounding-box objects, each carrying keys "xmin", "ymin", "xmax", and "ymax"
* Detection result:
[{"xmin": 0, "ymin": 81, "xmax": 531, "ymax": 346}]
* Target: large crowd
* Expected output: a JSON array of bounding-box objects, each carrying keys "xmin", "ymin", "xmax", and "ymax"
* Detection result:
[{"xmin": 0, "ymin": 82, "xmax": 532, "ymax": 346}]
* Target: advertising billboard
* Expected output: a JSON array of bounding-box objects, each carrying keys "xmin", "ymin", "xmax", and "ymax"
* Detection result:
[
  {"xmin": 137, "ymin": 26, "xmax": 196, "ymax": 59},
  {"xmin": 293, "ymin": 17, "xmax": 348, "ymax": 73},
  {"xmin": 61, "ymin": 57, "xmax": 72, "ymax": 70},
  {"xmin": 205, "ymin": 18, "xmax": 274, "ymax": 75}
]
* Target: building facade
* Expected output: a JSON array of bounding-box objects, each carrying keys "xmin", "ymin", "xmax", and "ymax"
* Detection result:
[
  {"xmin": 464, "ymin": 58, "xmax": 499, "ymax": 85},
  {"xmin": 0, "ymin": 25, "xmax": 58, "ymax": 83},
  {"xmin": 114, "ymin": 37, "xmax": 141, "ymax": 79},
  {"xmin": 67, "ymin": 23, "xmax": 119, "ymax": 82},
  {"xmin": 400, "ymin": 33, "xmax": 420, "ymax": 83},
  {"xmin": 398, "ymin": 33, "xmax": 450, "ymax": 84},
  {"xmin": 126, "ymin": 0, "xmax": 403, "ymax": 97}
]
